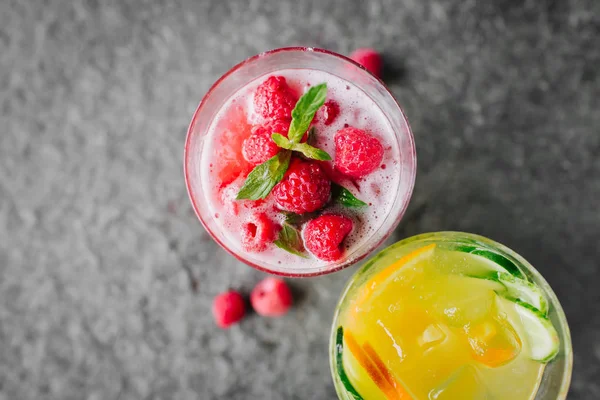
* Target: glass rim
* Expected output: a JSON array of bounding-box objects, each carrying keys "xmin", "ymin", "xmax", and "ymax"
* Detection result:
[
  {"xmin": 183, "ymin": 47, "xmax": 417, "ymax": 277},
  {"xmin": 329, "ymin": 231, "xmax": 573, "ymax": 399}
]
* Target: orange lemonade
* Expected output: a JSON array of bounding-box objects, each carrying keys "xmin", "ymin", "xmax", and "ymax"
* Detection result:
[{"xmin": 330, "ymin": 233, "xmax": 565, "ymax": 400}]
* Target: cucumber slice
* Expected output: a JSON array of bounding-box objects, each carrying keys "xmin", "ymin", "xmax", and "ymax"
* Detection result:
[
  {"xmin": 471, "ymin": 249, "xmax": 523, "ymax": 278},
  {"xmin": 497, "ymin": 272, "xmax": 549, "ymax": 315},
  {"xmin": 334, "ymin": 327, "xmax": 364, "ymax": 400},
  {"xmin": 460, "ymin": 274, "xmax": 506, "ymax": 292},
  {"xmin": 467, "ymin": 269, "xmax": 549, "ymax": 314},
  {"xmin": 498, "ymin": 297, "xmax": 560, "ymax": 362},
  {"xmin": 455, "ymin": 246, "xmax": 526, "ymax": 279}
]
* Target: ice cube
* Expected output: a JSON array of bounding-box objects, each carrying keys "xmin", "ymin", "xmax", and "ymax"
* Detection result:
[
  {"xmin": 430, "ymin": 277, "xmax": 495, "ymax": 326},
  {"xmin": 376, "ymin": 320, "xmax": 405, "ymax": 361},
  {"xmin": 428, "ymin": 365, "xmax": 492, "ymax": 400},
  {"xmin": 417, "ymin": 323, "xmax": 472, "ymax": 380},
  {"xmin": 418, "ymin": 324, "xmax": 446, "ymax": 349},
  {"xmin": 467, "ymin": 319, "xmax": 521, "ymax": 367}
]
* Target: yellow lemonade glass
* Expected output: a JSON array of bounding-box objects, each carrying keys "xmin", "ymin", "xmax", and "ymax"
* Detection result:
[{"xmin": 329, "ymin": 232, "xmax": 572, "ymax": 400}]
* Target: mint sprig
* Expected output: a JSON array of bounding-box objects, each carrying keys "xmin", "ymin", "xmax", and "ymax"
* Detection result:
[
  {"xmin": 332, "ymin": 183, "xmax": 368, "ymax": 207},
  {"xmin": 236, "ymin": 151, "xmax": 291, "ymax": 200},
  {"xmin": 237, "ymin": 82, "xmax": 330, "ymax": 200},
  {"xmin": 274, "ymin": 223, "xmax": 308, "ymax": 258},
  {"xmin": 288, "ymin": 83, "xmax": 328, "ymax": 143},
  {"xmin": 272, "ymin": 133, "xmax": 331, "ymax": 161}
]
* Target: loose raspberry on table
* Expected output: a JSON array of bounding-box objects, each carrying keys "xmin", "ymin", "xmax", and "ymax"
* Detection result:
[
  {"xmin": 321, "ymin": 100, "xmax": 340, "ymax": 126},
  {"xmin": 349, "ymin": 48, "xmax": 383, "ymax": 78},
  {"xmin": 212, "ymin": 290, "xmax": 246, "ymax": 329},
  {"xmin": 303, "ymin": 214, "xmax": 353, "ymax": 261},
  {"xmin": 334, "ymin": 127, "xmax": 384, "ymax": 178},
  {"xmin": 242, "ymin": 120, "xmax": 290, "ymax": 165},
  {"xmin": 241, "ymin": 212, "xmax": 277, "ymax": 252},
  {"xmin": 272, "ymin": 159, "xmax": 331, "ymax": 214},
  {"xmin": 250, "ymin": 277, "xmax": 293, "ymax": 317},
  {"xmin": 253, "ymin": 76, "xmax": 297, "ymax": 121}
]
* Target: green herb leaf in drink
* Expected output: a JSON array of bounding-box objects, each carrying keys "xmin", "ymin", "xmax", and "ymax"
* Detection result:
[
  {"xmin": 287, "ymin": 83, "xmax": 328, "ymax": 143},
  {"xmin": 236, "ymin": 151, "xmax": 292, "ymax": 200},
  {"xmin": 274, "ymin": 223, "xmax": 308, "ymax": 258},
  {"xmin": 236, "ymin": 82, "xmax": 330, "ymax": 199},
  {"xmin": 272, "ymin": 133, "xmax": 331, "ymax": 161},
  {"xmin": 332, "ymin": 183, "xmax": 368, "ymax": 208}
]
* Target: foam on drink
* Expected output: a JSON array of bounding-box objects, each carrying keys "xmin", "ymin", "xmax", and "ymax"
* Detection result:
[{"xmin": 200, "ymin": 69, "xmax": 404, "ymax": 272}]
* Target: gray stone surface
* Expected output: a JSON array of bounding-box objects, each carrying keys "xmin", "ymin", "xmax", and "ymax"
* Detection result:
[{"xmin": 0, "ymin": 0, "xmax": 598, "ymax": 399}]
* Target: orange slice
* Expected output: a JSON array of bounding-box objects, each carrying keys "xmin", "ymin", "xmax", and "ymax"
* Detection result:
[
  {"xmin": 345, "ymin": 329, "xmax": 413, "ymax": 400},
  {"xmin": 344, "ymin": 329, "xmax": 395, "ymax": 398},
  {"xmin": 363, "ymin": 343, "xmax": 413, "ymax": 399},
  {"xmin": 354, "ymin": 243, "xmax": 436, "ymax": 308}
]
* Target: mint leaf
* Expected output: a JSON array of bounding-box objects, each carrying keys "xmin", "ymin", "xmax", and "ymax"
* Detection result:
[
  {"xmin": 280, "ymin": 210, "xmax": 320, "ymax": 225},
  {"xmin": 271, "ymin": 133, "xmax": 292, "ymax": 149},
  {"xmin": 288, "ymin": 83, "xmax": 327, "ymax": 143},
  {"xmin": 272, "ymin": 133, "xmax": 331, "ymax": 161},
  {"xmin": 274, "ymin": 223, "xmax": 308, "ymax": 258},
  {"xmin": 289, "ymin": 142, "xmax": 331, "ymax": 161},
  {"xmin": 236, "ymin": 83, "xmax": 328, "ymax": 200},
  {"xmin": 332, "ymin": 183, "xmax": 368, "ymax": 207},
  {"xmin": 236, "ymin": 151, "xmax": 292, "ymax": 200},
  {"xmin": 281, "ymin": 211, "xmax": 302, "ymax": 225}
]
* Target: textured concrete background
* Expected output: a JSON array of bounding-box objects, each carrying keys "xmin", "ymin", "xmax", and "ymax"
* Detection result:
[{"xmin": 1, "ymin": 0, "xmax": 599, "ymax": 399}]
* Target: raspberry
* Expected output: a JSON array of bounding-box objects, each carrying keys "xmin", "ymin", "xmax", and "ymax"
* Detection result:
[
  {"xmin": 321, "ymin": 100, "xmax": 340, "ymax": 126},
  {"xmin": 304, "ymin": 215, "xmax": 353, "ymax": 261},
  {"xmin": 272, "ymin": 159, "xmax": 331, "ymax": 214},
  {"xmin": 253, "ymin": 76, "xmax": 297, "ymax": 121},
  {"xmin": 242, "ymin": 128, "xmax": 279, "ymax": 166},
  {"xmin": 349, "ymin": 48, "xmax": 382, "ymax": 78},
  {"xmin": 334, "ymin": 127, "xmax": 384, "ymax": 178},
  {"xmin": 241, "ymin": 212, "xmax": 277, "ymax": 252},
  {"xmin": 242, "ymin": 120, "xmax": 290, "ymax": 165},
  {"xmin": 268, "ymin": 119, "xmax": 291, "ymax": 136},
  {"xmin": 212, "ymin": 290, "xmax": 246, "ymax": 328},
  {"xmin": 250, "ymin": 277, "xmax": 293, "ymax": 317},
  {"xmin": 214, "ymin": 105, "xmax": 253, "ymax": 186}
]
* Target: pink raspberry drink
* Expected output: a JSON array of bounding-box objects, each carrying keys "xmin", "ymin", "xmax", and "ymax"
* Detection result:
[{"xmin": 185, "ymin": 48, "xmax": 416, "ymax": 276}]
